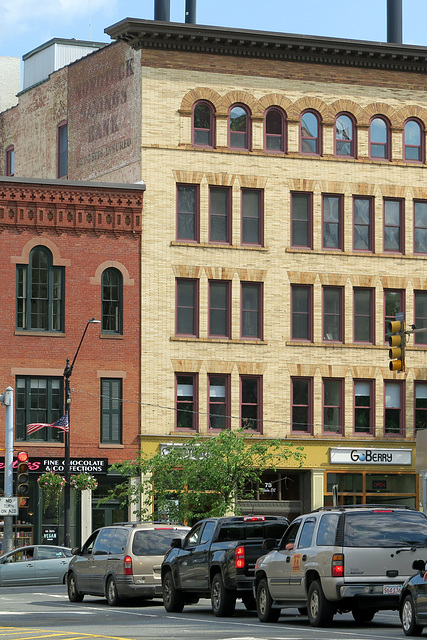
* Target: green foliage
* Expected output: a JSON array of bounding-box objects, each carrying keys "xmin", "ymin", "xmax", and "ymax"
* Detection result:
[{"xmin": 102, "ymin": 429, "xmax": 305, "ymax": 524}]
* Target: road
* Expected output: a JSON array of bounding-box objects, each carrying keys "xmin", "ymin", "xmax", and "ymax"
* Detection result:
[{"xmin": 0, "ymin": 586, "xmax": 409, "ymax": 640}]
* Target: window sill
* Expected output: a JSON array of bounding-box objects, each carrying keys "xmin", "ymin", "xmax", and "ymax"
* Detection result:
[
  {"xmin": 98, "ymin": 443, "xmax": 124, "ymax": 448},
  {"xmin": 15, "ymin": 331, "xmax": 65, "ymax": 338},
  {"xmin": 100, "ymin": 334, "xmax": 124, "ymax": 339},
  {"xmin": 171, "ymin": 336, "xmax": 267, "ymax": 345},
  {"xmin": 171, "ymin": 241, "xmax": 268, "ymax": 252}
]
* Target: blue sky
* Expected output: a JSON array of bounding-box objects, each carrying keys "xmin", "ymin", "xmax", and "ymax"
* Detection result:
[{"xmin": 0, "ymin": 0, "xmax": 426, "ymax": 59}]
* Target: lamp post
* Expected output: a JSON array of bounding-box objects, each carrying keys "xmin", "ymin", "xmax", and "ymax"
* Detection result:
[{"xmin": 63, "ymin": 318, "xmax": 100, "ymax": 547}]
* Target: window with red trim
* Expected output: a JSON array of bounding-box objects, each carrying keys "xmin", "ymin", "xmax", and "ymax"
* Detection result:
[
  {"xmin": 370, "ymin": 116, "xmax": 390, "ymax": 160},
  {"xmin": 240, "ymin": 375, "xmax": 262, "ymax": 432},
  {"xmin": 208, "ymin": 374, "xmax": 230, "ymax": 430},
  {"xmin": 300, "ymin": 110, "xmax": 321, "ymax": 155},
  {"xmin": 193, "ymin": 101, "xmax": 215, "ymax": 147},
  {"xmin": 404, "ymin": 119, "xmax": 424, "ymax": 163},
  {"xmin": 209, "ymin": 186, "xmax": 231, "ymax": 244},
  {"xmin": 209, "ymin": 280, "xmax": 231, "ymax": 338},
  {"xmin": 354, "ymin": 380, "xmax": 374, "ymax": 435},
  {"xmin": 241, "ymin": 282, "xmax": 263, "ymax": 339},
  {"xmin": 335, "ymin": 113, "xmax": 355, "ymax": 157},
  {"xmin": 264, "ymin": 107, "xmax": 285, "ymax": 152},
  {"xmin": 176, "ymin": 279, "xmax": 198, "ymax": 337},
  {"xmin": 241, "ymin": 188, "xmax": 263, "ymax": 246},
  {"xmin": 176, "ymin": 373, "xmax": 198, "ymax": 430},
  {"xmin": 291, "ymin": 377, "xmax": 312, "ymax": 434},
  {"xmin": 384, "ymin": 198, "xmax": 404, "ymax": 253},
  {"xmin": 229, "ymin": 104, "xmax": 250, "ymax": 150}
]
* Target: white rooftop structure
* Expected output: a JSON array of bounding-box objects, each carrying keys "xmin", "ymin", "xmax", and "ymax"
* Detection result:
[{"xmin": 0, "ymin": 57, "xmax": 21, "ymax": 112}]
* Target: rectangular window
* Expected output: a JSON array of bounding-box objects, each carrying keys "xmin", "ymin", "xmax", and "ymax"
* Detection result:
[
  {"xmin": 291, "ymin": 377, "xmax": 312, "ymax": 433},
  {"xmin": 177, "ymin": 184, "xmax": 199, "ymax": 242},
  {"xmin": 354, "ymin": 380, "xmax": 374, "ymax": 434},
  {"xmin": 414, "ymin": 201, "xmax": 427, "ymax": 254},
  {"xmin": 323, "ymin": 287, "xmax": 343, "ymax": 342},
  {"xmin": 176, "ymin": 374, "xmax": 198, "ymax": 430},
  {"xmin": 57, "ymin": 123, "xmax": 68, "ymax": 178},
  {"xmin": 353, "ymin": 197, "xmax": 373, "ymax": 252},
  {"xmin": 385, "ymin": 381, "xmax": 403, "ymax": 435},
  {"xmin": 415, "ymin": 383, "xmax": 427, "ymax": 430},
  {"xmin": 176, "ymin": 279, "xmax": 198, "ymax": 337},
  {"xmin": 415, "ymin": 291, "xmax": 427, "ymax": 346},
  {"xmin": 16, "ymin": 377, "xmax": 62, "ymax": 442},
  {"xmin": 209, "ymin": 186, "xmax": 231, "ymax": 244},
  {"xmin": 384, "ymin": 289, "xmax": 403, "ymax": 343},
  {"xmin": 322, "ymin": 195, "xmax": 343, "ymax": 250},
  {"xmin": 240, "ymin": 375, "xmax": 262, "ymax": 432},
  {"xmin": 291, "ymin": 192, "xmax": 312, "ymax": 248},
  {"xmin": 241, "ymin": 188, "xmax": 263, "ymax": 246},
  {"xmin": 384, "ymin": 199, "xmax": 403, "ymax": 253},
  {"xmin": 6, "ymin": 146, "xmax": 14, "ymax": 177},
  {"xmin": 291, "ymin": 284, "xmax": 312, "ymax": 341},
  {"xmin": 241, "ymin": 282, "xmax": 262, "ymax": 339},
  {"xmin": 101, "ymin": 378, "xmax": 122, "ymax": 444},
  {"xmin": 208, "ymin": 374, "xmax": 230, "ymax": 430},
  {"xmin": 354, "ymin": 288, "xmax": 374, "ymax": 343},
  {"xmin": 209, "ymin": 280, "xmax": 231, "ymax": 338},
  {"xmin": 323, "ymin": 379, "xmax": 343, "ymax": 434}
]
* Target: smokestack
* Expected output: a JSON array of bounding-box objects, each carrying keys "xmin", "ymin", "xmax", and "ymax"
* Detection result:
[
  {"xmin": 387, "ymin": 0, "xmax": 402, "ymax": 44},
  {"xmin": 154, "ymin": 0, "xmax": 170, "ymax": 21},
  {"xmin": 185, "ymin": 0, "xmax": 197, "ymax": 24}
]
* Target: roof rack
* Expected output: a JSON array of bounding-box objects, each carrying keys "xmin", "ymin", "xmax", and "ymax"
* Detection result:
[
  {"xmin": 110, "ymin": 521, "xmax": 184, "ymax": 527},
  {"xmin": 311, "ymin": 504, "xmax": 415, "ymax": 513}
]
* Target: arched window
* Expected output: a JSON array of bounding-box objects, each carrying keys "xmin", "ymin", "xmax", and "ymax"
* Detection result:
[
  {"xmin": 370, "ymin": 116, "xmax": 390, "ymax": 160},
  {"xmin": 16, "ymin": 246, "xmax": 64, "ymax": 332},
  {"xmin": 264, "ymin": 107, "xmax": 286, "ymax": 152},
  {"xmin": 102, "ymin": 268, "xmax": 123, "ymax": 334},
  {"xmin": 193, "ymin": 101, "xmax": 215, "ymax": 147},
  {"xmin": 229, "ymin": 104, "xmax": 250, "ymax": 150},
  {"xmin": 300, "ymin": 110, "xmax": 321, "ymax": 155},
  {"xmin": 335, "ymin": 113, "xmax": 355, "ymax": 157},
  {"xmin": 404, "ymin": 119, "xmax": 424, "ymax": 163}
]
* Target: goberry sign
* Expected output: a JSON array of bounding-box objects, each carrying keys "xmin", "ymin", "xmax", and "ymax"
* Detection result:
[{"xmin": 330, "ymin": 447, "xmax": 412, "ymax": 465}]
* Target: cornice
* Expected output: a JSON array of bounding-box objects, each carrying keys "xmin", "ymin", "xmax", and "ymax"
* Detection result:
[{"xmin": 105, "ymin": 19, "xmax": 427, "ymax": 74}]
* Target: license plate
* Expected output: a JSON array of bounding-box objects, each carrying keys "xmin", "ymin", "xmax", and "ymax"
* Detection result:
[{"xmin": 383, "ymin": 585, "xmax": 402, "ymax": 595}]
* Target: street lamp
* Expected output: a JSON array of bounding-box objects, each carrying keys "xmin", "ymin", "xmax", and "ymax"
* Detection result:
[{"xmin": 63, "ymin": 318, "xmax": 100, "ymax": 547}]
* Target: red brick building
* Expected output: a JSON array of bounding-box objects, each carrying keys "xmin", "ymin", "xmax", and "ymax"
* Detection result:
[{"xmin": 0, "ymin": 176, "xmax": 144, "ymax": 546}]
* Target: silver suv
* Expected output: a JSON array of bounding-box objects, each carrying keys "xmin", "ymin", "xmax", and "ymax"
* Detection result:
[
  {"xmin": 254, "ymin": 505, "xmax": 427, "ymax": 627},
  {"xmin": 67, "ymin": 522, "xmax": 189, "ymax": 605}
]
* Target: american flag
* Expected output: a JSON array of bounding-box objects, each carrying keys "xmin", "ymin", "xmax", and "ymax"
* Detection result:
[{"xmin": 27, "ymin": 412, "xmax": 69, "ymax": 435}]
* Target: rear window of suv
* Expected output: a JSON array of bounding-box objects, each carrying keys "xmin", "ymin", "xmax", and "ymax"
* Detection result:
[
  {"xmin": 344, "ymin": 510, "xmax": 427, "ymax": 548},
  {"xmin": 217, "ymin": 522, "xmax": 287, "ymax": 542},
  {"xmin": 132, "ymin": 529, "xmax": 187, "ymax": 556}
]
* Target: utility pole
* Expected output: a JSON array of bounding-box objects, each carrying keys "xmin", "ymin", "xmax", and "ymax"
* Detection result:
[{"xmin": 1, "ymin": 387, "xmax": 14, "ymax": 554}]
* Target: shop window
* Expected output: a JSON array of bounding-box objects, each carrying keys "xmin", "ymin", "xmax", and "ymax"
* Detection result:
[
  {"xmin": 354, "ymin": 380, "xmax": 374, "ymax": 434},
  {"xmin": 241, "ymin": 282, "xmax": 263, "ymax": 339},
  {"xmin": 323, "ymin": 379, "xmax": 343, "ymax": 434},
  {"xmin": 16, "ymin": 377, "xmax": 63, "ymax": 442},
  {"xmin": 176, "ymin": 184, "xmax": 199, "ymax": 242},
  {"xmin": 369, "ymin": 116, "xmax": 390, "ymax": 160},
  {"xmin": 335, "ymin": 113, "xmax": 355, "ymax": 157},
  {"xmin": 300, "ymin": 110, "xmax": 321, "ymax": 155},
  {"xmin": 354, "ymin": 288, "xmax": 374, "ymax": 343},
  {"xmin": 193, "ymin": 101, "xmax": 215, "ymax": 147},
  {"xmin": 101, "ymin": 378, "xmax": 122, "ymax": 444},
  {"xmin": 209, "ymin": 186, "xmax": 231, "ymax": 244},
  {"xmin": 404, "ymin": 119, "xmax": 424, "ymax": 163},
  {"xmin": 414, "ymin": 200, "xmax": 427, "ymax": 254},
  {"xmin": 176, "ymin": 373, "xmax": 198, "ymax": 431},
  {"xmin": 415, "ymin": 383, "xmax": 427, "ymax": 430},
  {"xmin": 385, "ymin": 381, "xmax": 403, "ymax": 436},
  {"xmin": 208, "ymin": 374, "xmax": 230, "ymax": 430},
  {"xmin": 5, "ymin": 145, "xmax": 14, "ymax": 176},
  {"xmin": 325, "ymin": 472, "xmax": 416, "ymax": 509},
  {"xmin": 209, "ymin": 280, "xmax": 231, "ymax": 338},
  {"xmin": 241, "ymin": 188, "xmax": 263, "ymax": 246},
  {"xmin": 264, "ymin": 107, "xmax": 286, "ymax": 152},
  {"xmin": 16, "ymin": 246, "xmax": 64, "ymax": 332},
  {"xmin": 229, "ymin": 104, "xmax": 250, "ymax": 150},
  {"xmin": 322, "ymin": 194, "xmax": 343, "ymax": 250},
  {"xmin": 353, "ymin": 197, "xmax": 374, "ymax": 252},
  {"xmin": 291, "ymin": 377, "xmax": 312, "ymax": 434},
  {"xmin": 176, "ymin": 279, "xmax": 198, "ymax": 337},
  {"xmin": 323, "ymin": 286, "xmax": 343, "ymax": 342},
  {"xmin": 291, "ymin": 192, "xmax": 312, "ymax": 248},
  {"xmin": 291, "ymin": 284, "xmax": 312, "ymax": 341},
  {"xmin": 240, "ymin": 375, "xmax": 262, "ymax": 432},
  {"xmin": 415, "ymin": 291, "xmax": 427, "ymax": 346},
  {"xmin": 384, "ymin": 289, "xmax": 403, "ymax": 343},
  {"xmin": 57, "ymin": 121, "xmax": 68, "ymax": 178},
  {"xmin": 384, "ymin": 199, "xmax": 404, "ymax": 253},
  {"xmin": 101, "ymin": 268, "xmax": 122, "ymax": 335}
]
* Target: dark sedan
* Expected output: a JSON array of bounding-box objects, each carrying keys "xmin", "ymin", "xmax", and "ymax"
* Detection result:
[
  {"xmin": 400, "ymin": 559, "xmax": 427, "ymax": 636},
  {"xmin": 0, "ymin": 545, "xmax": 73, "ymax": 586}
]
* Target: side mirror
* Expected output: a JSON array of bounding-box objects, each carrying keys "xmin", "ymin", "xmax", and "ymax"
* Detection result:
[
  {"xmin": 170, "ymin": 538, "xmax": 182, "ymax": 549},
  {"xmin": 262, "ymin": 538, "xmax": 277, "ymax": 552},
  {"xmin": 71, "ymin": 546, "xmax": 81, "ymax": 556},
  {"xmin": 412, "ymin": 559, "xmax": 426, "ymax": 572}
]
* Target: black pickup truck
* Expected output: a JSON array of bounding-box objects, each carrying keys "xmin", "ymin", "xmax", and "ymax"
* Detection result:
[{"xmin": 161, "ymin": 515, "xmax": 289, "ymax": 616}]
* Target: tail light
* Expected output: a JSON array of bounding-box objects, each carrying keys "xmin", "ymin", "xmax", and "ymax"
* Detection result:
[
  {"xmin": 124, "ymin": 555, "xmax": 133, "ymax": 576},
  {"xmin": 235, "ymin": 546, "xmax": 245, "ymax": 569},
  {"xmin": 331, "ymin": 553, "xmax": 344, "ymax": 578}
]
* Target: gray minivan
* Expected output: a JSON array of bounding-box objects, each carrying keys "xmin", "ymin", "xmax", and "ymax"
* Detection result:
[{"xmin": 67, "ymin": 522, "xmax": 189, "ymax": 605}]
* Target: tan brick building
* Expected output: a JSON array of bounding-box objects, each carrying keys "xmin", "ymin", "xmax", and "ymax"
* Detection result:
[{"xmin": 2, "ymin": 19, "xmax": 427, "ymax": 517}]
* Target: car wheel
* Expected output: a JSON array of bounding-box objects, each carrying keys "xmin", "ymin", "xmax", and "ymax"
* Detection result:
[
  {"xmin": 106, "ymin": 576, "xmax": 121, "ymax": 606},
  {"xmin": 162, "ymin": 571, "xmax": 185, "ymax": 613},
  {"xmin": 401, "ymin": 595, "xmax": 423, "ymax": 636},
  {"xmin": 67, "ymin": 573, "xmax": 84, "ymax": 603},
  {"xmin": 307, "ymin": 580, "xmax": 334, "ymax": 627},
  {"xmin": 352, "ymin": 606, "xmax": 376, "ymax": 623},
  {"xmin": 211, "ymin": 573, "xmax": 236, "ymax": 617},
  {"xmin": 242, "ymin": 593, "xmax": 256, "ymax": 611},
  {"xmin": 256, "ymin": 578, "xmax": 280, "ymax": 623}
]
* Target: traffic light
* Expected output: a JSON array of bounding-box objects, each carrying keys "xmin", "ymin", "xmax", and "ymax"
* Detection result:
[
  {"xmin": 388, "ymin": 315, "xmax": 405, "ymax": 372},
  {"xmin": 17, "ymin": 451, "xmax": 30, "ymax": 499}
]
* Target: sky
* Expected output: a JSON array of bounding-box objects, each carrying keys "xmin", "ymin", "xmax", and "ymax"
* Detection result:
[{"xmin": 0, "ymin": 0, "xmax": 426, "ymax": 60}]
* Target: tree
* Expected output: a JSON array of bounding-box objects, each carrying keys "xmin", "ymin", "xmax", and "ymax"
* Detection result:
[{"xmin": 103, "ymin": 429, "xmax": 305, "ymax": 524}]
